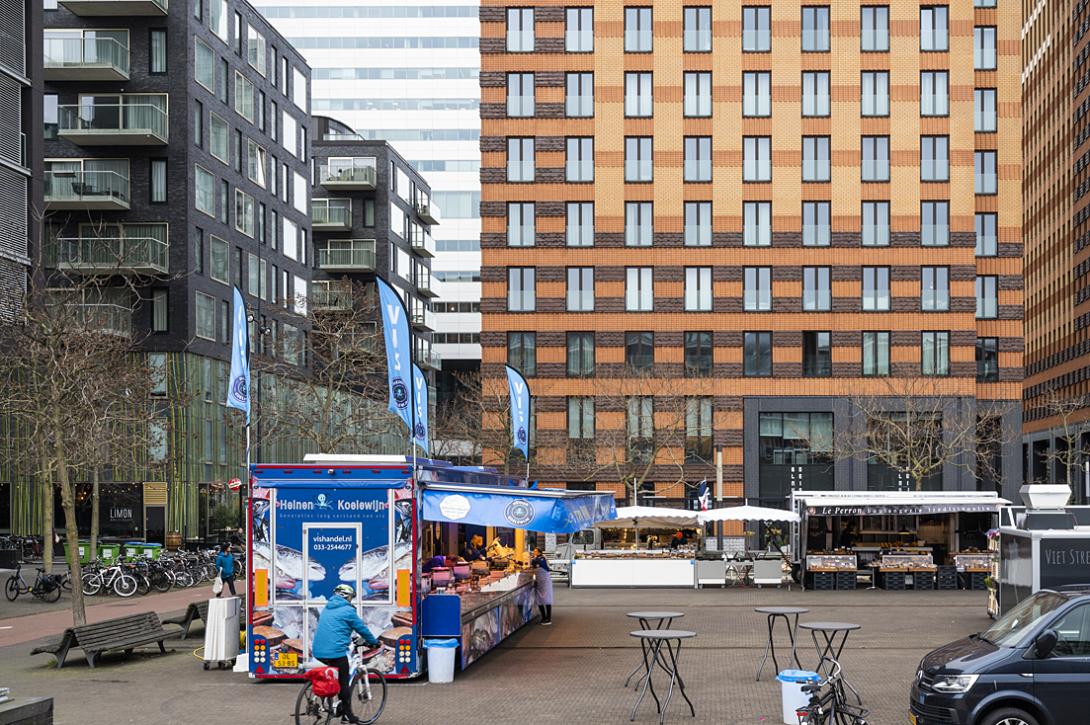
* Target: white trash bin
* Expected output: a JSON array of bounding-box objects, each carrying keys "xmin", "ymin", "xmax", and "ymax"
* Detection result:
[
  {"xmin": 423, "ymin": 638, "xmax": 458, "ymax": 684},
  {"xmin": 775, "ymin": 669, "xmax": 819, "ymax": 725}
]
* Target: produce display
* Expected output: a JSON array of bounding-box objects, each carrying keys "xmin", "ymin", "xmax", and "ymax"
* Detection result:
[
  {"xmin": 879, "ymin": 553, "xmax": 935, "ymax": 571},
  {"xmin": 805, "ymin": 552, "xmax": 858, "ymax": 571}
]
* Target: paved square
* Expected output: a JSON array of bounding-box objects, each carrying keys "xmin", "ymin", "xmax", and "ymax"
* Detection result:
[{"xmin": 0, "ymin": 586, "xmax": 991, "ymax": 724}]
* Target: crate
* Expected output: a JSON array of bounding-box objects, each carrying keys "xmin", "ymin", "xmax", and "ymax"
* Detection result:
[
  {"xmin": 809, "ymin": 571, "xmax": 835, "ymax": 590},
  {"xmin": 965, "ymin": 571, "xmax": 988, "ymax": 591},
  {"xmin": 835, "ymin": 571, "xmax": 857, "ymax": 590},
  {"xmin": 913, "ymin": 571, "xmax": 935, "ymax": 590},
  {"xmin": 936, "ymin": 566, "xmax": 958, "ymax": 591},
  {"xmin": 881, "ymin": 571, "xmax": 906, "ymax": 590}
]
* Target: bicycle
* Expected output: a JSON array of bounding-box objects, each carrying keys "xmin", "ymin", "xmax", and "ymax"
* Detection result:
[
  {"xmin": 81, "ymin": 560, "xmax": 138, "ymax": 597},
  {"xmin": 293, "ymin": 640, "xmax": 388, "ymax": 725},
  {"xmin": 796, "ymin": 658, "xmax": 869, "ymax": 725},
  {"xmin": 4, "ymin": 562, "xmax": 62, "ymax": 603}
]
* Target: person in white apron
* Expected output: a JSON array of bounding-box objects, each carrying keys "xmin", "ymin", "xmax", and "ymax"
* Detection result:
[{"xmin": 531, "ymin": 548, "xmax": 554, "ymax": 625}]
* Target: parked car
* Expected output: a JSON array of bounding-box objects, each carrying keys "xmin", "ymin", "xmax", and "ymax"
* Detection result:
[{"xmin": 910, "ymin": 588, "xmax": 1090, "ymax": 725}]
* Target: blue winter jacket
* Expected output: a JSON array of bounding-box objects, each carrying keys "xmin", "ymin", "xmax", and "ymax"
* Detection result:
[
  {"xmin": 312, "ymin": 596, "xmax": 379, "ymax": 659},
  {"xmin": 215, "ymin": 552, "xmax": 235, "ymax": 578}
]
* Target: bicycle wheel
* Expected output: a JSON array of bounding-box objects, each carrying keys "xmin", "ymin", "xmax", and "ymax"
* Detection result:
[
  {"xmin": 4, "ymin": 576, "xmax": 19, "ymax": 601},
  {"xmin": 113, "ymin": 573, "xmax": 138, "ymax": 597},
  {"xmin": 150, "ymin": 571, "xmax": 172, "ymax": 593},
  {"xmin": 81, "ymin": 574, "xmax": 102, "ymax": 596},
  {"xmin": 351, "ymin": 668, "xmax": 387, "ymax": 725},
  {"xmin": 61, "ymin": 574, "xmax": 72, "ymax": 592},
  {"xmin": 135, "ymin": 574, "xmax": 151, "ymax": 596},
  {"xmin": 38, "ymin": 581, "xmax": 62, "ymax": 603},
  {"xmin": 292, "ymin": 682, "xmax": 329, "ymax": 725}
]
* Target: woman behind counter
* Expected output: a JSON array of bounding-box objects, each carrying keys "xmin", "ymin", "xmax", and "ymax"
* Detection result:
[
  {"xmin": 463, "ymin": 534, "xmax": 486, "ymax": 562},
  {"xmin": 531, "ymin": 548, "xmax": 553, "ymax": 626}
]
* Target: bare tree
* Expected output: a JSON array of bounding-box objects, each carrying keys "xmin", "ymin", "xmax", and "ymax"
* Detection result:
[
  {"xmin": 835, "ymin": 377, "xmax": 1011, "ymax": 492},
  {"xmin": 1034, "ymin": 389, "xmax": 1090, "ymax": 486}
]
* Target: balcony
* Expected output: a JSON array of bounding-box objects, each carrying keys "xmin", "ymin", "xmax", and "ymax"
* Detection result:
[
  {"xmin": 317, "ymin": 240, "xmax": 376, "ymax": 272},
  {"xmin": 44, "ymin": 170, "xmax": 130, "ymax": 210},
  {"xmin": 59, "ymin": 0, "xmax": 167, "ymax": 16},
  {"xmin": 319, "ymin": 158, "xmax": 376, "ymax": 190},
  {"xmin": 410, "ymin": 228, "xmax": 436, "ymax": 258},
  {"xmin": 74, "ymin": 303, "xmax": 131, "ymax": 336},
  {"xmin": 414, "ymin": 266, "xmax": 438, "ymax": 298},
  {"xmin": 58, "ymin": 97, "xmax": 168, "ymax": 146},
  {"xmin": 416, "ymin": 345, "xmax": 442, "ymax": 372},
  {"xmin": 415, "ymin": 199, "xmax": 441, "ymax": 225},
  {"xmin": 311, "ymin": 198, "xmax": 352, "ymax": 231},
  {"xmin": 410, "ymin": 299, "xmax": 434, "ymax": 331},
  {"xmin": 311, "ymin": 281, "xmax": 353, "ymax": 311},
  {"xmin": 54, "ymin": 234, "xmax": 168, "ymax": 275},
  {"xmin": 44, "ymin": 35, "xmax": 129, "ymax": 81}
]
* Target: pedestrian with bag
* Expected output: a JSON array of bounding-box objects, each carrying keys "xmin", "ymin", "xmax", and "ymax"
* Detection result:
[{"xmin": 214, "ymin": 542, "xmax": 236, "ymax": 597}]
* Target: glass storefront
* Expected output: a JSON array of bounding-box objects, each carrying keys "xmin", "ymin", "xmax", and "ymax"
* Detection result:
[{"xmin": 758, "ymin": 412, "xmax": 834, "ymax": 500}]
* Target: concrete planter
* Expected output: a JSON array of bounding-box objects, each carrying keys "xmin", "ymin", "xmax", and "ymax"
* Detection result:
[{"xmin": 1019, "ymin": 484, "xmax": 1072, "ymax": 510}]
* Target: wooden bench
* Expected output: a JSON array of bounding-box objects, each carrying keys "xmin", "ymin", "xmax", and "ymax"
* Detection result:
[
  {"xmin": 162, "ymin": 601, "xmax": 209, "ymax": 640},
  {"xmin": 30, "ymin": 612, "xmax": 176, "ymax": 668}
]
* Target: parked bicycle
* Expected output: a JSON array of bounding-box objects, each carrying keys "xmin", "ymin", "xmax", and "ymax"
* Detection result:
[
  {"xmin": 293, "ymin": 639, "xmax": 387, "ymax": 725},
  {"xmin": 4, "ymin": 562, "xmax": 63, "ymax": 603},
  {"xmin": 81, "ymin": 560, "xmax": 139, "ymax": 597},
  {"xmin": 0, "ymin": 535, "xmax": 42, "ymax": 561},
  {"xmin": 796, "ymin": 658, "xmax": 869, "ymax": 725}
]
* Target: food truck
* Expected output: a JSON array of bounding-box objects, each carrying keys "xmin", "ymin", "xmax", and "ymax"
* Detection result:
[
  {"xmin": 246, "ymin": 455, "xmax": 616, "ymax": 679},
  {"xmin": 997, "ymin": 498, "xmax": 1090, "ymax": 615}
]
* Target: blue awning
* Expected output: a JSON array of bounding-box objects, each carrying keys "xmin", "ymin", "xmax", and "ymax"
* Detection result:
[{"xmin": 421, "ymin": 483, "xmax": 617, "ymax": 534}]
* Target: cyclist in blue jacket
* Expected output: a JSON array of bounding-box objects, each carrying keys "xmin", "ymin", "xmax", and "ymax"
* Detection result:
[
  {"xmin": 313, "ymin": 584, "xmax": 380, "ymax": 724},
  {"xmin": 214, "ymin": 543, "xmax": 236, "ymax": 597}
]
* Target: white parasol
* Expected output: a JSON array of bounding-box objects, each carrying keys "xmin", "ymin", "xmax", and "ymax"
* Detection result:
[
  {"xmin": 599, "ymin": 505, "xmax": 701, "ymax": 528},
  {"xmin": 697, "ymin": 505, "xmax": 800, "ymax": 524}
]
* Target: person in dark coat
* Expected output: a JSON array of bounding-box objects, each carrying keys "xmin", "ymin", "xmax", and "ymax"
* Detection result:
[{"xmin": 531, "ymin": 548, "xmax": 554, "ymax": 625}]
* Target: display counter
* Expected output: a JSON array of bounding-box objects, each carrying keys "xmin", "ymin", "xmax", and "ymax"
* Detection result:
[
  {"xmin": 805, "ymin": 553, "xmax": 858, "ymax": 571},
  {"xmin": 570, "ymin": 550, "xmax": 695, "ymax": 588},
  {"xmin": 953, "ymin": 552, "xmax": 994, "ymax": 572},
  {"xmin": 454, "ymin": 572, "xmax": 537, "ymax": 668}
]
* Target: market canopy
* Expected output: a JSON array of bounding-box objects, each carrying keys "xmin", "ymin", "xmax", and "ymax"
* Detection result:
[
  {"xmin": 698, "ymin": 505, "xmax": 800, "ymax": 524},
  {"xmin": 420, "ymin": 483, "xmax": 617, "ymax": 534},
  {"xmin": 595, "ymin": 506, "xmax": 700, "ymax": 528},
  {"xmin": 794, "ymin": 491, "xmax": 1010, "ymax": 517}
]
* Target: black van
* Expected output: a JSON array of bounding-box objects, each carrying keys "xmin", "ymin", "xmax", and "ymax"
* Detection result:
[{"xmin": 909, "ymin": 589, "xmax": 1090, "ymax": 725}]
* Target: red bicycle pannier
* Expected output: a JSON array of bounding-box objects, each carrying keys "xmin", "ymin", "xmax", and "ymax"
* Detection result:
[{"xmin": 306, "ymin": 666, "xmax": 341, "ymax": 698}]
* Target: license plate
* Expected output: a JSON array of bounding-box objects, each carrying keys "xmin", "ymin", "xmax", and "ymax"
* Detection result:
[{"xmin": 273, "ymin": 652, "xmax": 298, "ymax": 669}]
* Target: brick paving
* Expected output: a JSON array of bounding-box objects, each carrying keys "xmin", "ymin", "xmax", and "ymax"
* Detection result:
[{"xmin": 0, "ymin": 586, "xmax": 991, "ymax": 725}]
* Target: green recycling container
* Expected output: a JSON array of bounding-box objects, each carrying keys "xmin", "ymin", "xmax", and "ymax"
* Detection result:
[
  {"xmin": 99, "ymin": 544, "xmax": 121, "ymax": 562},
  {"xmin": 123, "ymin": 542, "xmax": 144, "ymax": 559},
  {"xmin": 63, "ymin": 541, "xmax": 92, "ymax": 565}
]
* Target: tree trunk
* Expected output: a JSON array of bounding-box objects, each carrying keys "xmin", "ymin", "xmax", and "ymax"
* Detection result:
[
  {"xmin": 90, "ymin": 466, "xmax": 100, "ymax": 561},
  {"xmin": 51, "ymin": 409, "xmax": 86, "ymax": 626},
  {"xmin": 41, "ymin": 454, "xmax": 54, "ymax": 571}
]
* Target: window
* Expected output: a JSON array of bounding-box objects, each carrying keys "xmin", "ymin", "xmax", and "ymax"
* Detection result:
[
  {"xmin": 626, "ymin": 267, "xmax": 653, "ymax": 311},
  {"xmin": 861, "ymin": 5, "xmax": 889, "ymax": 51},
  {"xmin": 625, "ymin": 202, "xmax": 653, "ymax": 246},
  {"xmin": 976, "ymin": 151, "xmax": 997, "ymax": 194},
  {"xmin": 568, "ymin": 397, "xmax": 594, "ymax": 440},
  {"xmin": 566, "ymin": 137, "xmax": 594, "ymax": 182},
  {"xmin": 247, "ymin": 26, "xmax": 266, "ymax": 74},
  {"xmin": 803, "ymin": 202, "xmax": 830, "ymax": 246},
  {"xmin": 246, "ymin": 140, "xmax": 266, "ymax": 188},
  {"xmin": 566, "ymin": 7, "xmax": 593, "ymax": 52},
  {"xmin": 627, "ymin": 397, "xmax": 654, "ymax": 461},
  {"xmin": 210, "ymin": 236, "xmax": 229, "ymax": 283},
  {"xmin": 625, "ymin": 137, "xmax": 653, "ymax": 182},
  {"xmin": 975, "ymin": 26, "xmax": 996, "ymax": 70},
  {"xmin": 862, "ymin": 332, "xmax": 890, "ymax": 376},
  {"xmin": 684, "ymin": 331, "xmax": 712, "ymax": 377},
  {"xmin": 567, "ymin": 267, "xmax": 595, "ymax": 311},
  {"xmin": 743, "ymin": 6, "xmax": 771, "ymax": 52},
  {"xmin": 149, "ymin": 29, "xmax": 167, "ymax": 74},
  {"xmin": 234, "ymin": 12, "xmax": 242, "ymax": 54},
  {"xmin": 195, "ymin": 292, "xmax": 216, "ymax": 340},
  {"xmin": 685, "ymin": 397, "xmax": 713, "ymax": 462},
  {"xmin": 44, "ymin": 94, "xmax": 58, "ymax": 138},
  {"xmin": 922, "ymin": 331, "xmax": 950, "ymax": 376},
  {"xmin": 743, "ymin": 136, "xmax": 772, "ymax": 181},
  {"xmin": 508, "ymin": 268, "xmax": 535, "ymax": 311},
  {"xmin": 920, "ymin": 6, "xmax": 948, "ymax": 51},
  {"xmin": 566, "ymin": 202, "xmax": 594, "ymax": 246},
  {"xmin": 744, "ymin": 332, "xmax": 772, "ymax": 376},
  {"xmin": 217, "ymin": 180, "xmax": 227, "ymax": 223},
  {"xmin": 508, "ymin": 332, "xmax": 537, "ymax": 376},
  {"xmin": 976, "ymin": 213, "xmax": 998, "ymax": 256},
  {"xmin": 567, "ymin": 332, "xmax": 595, "ymax": 376},
  {"xmin": 247, "ymin": 253, "xmax": 260, "ymax": 296},
  {"xmin": 195, "ymin": 165, "xmax": 215, "ymax": 216},
  {"xmin": 863, "ymin": 267, "xmax": 890, "ymax": 310},
  {"xmin": 566, "ymin": 72, "xmax": 593, "ymax": 117},
  {"xmin": 626, "ymin": 331, "xmax": 654, "ymax": 372},
  {"xmin": 743, "ymin": 71, "xmax": 770, "ymax": 117},
  {"xmin": 193, "ymin": 228, "xmax": 204, "ymax": 274},
  {"xmin": 975, "ymin": 0, "xmax": 996, "ymax": 6},
  {"xmin": 744, "ymin": 201, "xmax": 771, "ymax": 246},
  {"xmin": 508, "ymin": 202, "xmax": 535, "ymax": 246},
  {"xmin": 217, "ymin": 58, "xmax": 228, "ymax": 102},
  {"xmin": 802, "ymin": 136, "xmax": 830, "ymax": 182},
  {"xmin": 507, "ymin": 137, "xmax": 534, "ymax": 182},
  {"xmin": 921, "ymin": 201, "xmax": 949, "ymax": 246},
  {"xmin": 975, "ymin": 88, "xmax": 997, "ymax": 132},
  {"xmin": 920, "ymin": 71, "xmax": 948, "ymax": 116},
  {"xmin": 862, "ymin": 201, "xmax": 890, "ymax": 246},
  {"xmin": 684, "ymin": 7, "xmax": 712, "ymax": 52},
  {"xmin": 685, "ymin": 202, "xmax": 712, "ymax": 246},
  {"xmin": 861, "ymin": 71, "xmax": 889, "ymax": 116},
  {"xmin": 804, "ymin": 331, "xmax": 832, "ymax": 377},
  {"xmin": 861, "ymin": 136, "xmax": 889, "ymax": 181},
  {"xmin": 802, "ymin": 6, "xmax": 830, "ymax": 51},
  {"xmin": 802, "ymin": 71, "xmax": 829, "ymax": 117},
  {"xmin": 685, "ymin": 72, "xmax": 712, "ymax": 117},
  {"xmin": 209, "ymin": 113, "xmax": 228, "ymax": 162},
  {"xmin": 195, "ymin": 38, "xmax": 215, "ymax": 90},
  {"xmin": 921, "ymin": 136, "xmax": 949, "ymax": 182},
  {"xmin": 625, "ymin": 72, "xmax": 652, "ymax": 117},
  {"xmin": 684, "ymin": 137, "xmax": 712, "ymax": 182},
  {"xmin": 144, "ymin": 158, "xmax": 167, "ymax": 204},
  {"xmin": 235, "ymin": 189, "xmax": 255, "ymax": 237},
  {"xmin": 210, "ymin": 0, "xmax": 228, "ymax": 41},
  {"xmin": 235, "ymin": 73, "xmax": 255, "ymax": 122},
  {"xmin": 804, "ymin": 267, "xmax": 831, "ymax": 310},
  {"xmin": 921, "ymin": 267, "xmax": 949, "ymax": 311},
  {"xmin": 507, "ymin": 7, "xmax": 534, "ymax": 52},
  {"xmin": 625, "ymin": 7, "xmax": 652, "ymax": 52},
  {"xmin": 744, "ymin": 267, "xmax": 772, "ymax": 311},
  {"xmin": 151, "ymin": 289, "xmax": 167, "ymax": 332},
  {"xmin": 976, "ymin": 337, "xmax": 998, "ymax": 382},
  {"xmin": 685, "ymin": 267, "xmax": 712, "ymax": 311},
  {"xmin": 976, "ymin": 276, "xmax": 998, "ymax": 319},
  {"xmin": 507, "ymin": 73, "xmax": 534, "ymax": 117}
]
